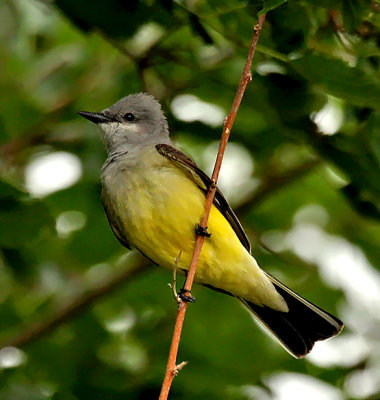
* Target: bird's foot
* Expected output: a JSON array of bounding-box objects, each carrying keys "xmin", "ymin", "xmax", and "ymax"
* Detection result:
[
  {"xmin": 195, "ymin": 224, "xmax": 211, "ymax": 237},
  {"xmin": 179, "ymin": 288, "xmax": 196, "ymax": 303}
]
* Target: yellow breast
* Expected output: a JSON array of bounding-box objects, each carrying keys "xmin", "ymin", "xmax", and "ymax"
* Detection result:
[{"xmin": 102, "ymin": 146, "xmax": 282, "ymax": 307}]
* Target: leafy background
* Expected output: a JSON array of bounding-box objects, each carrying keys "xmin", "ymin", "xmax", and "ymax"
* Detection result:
[{"xmin": 1, "ymin": 0, "xmax": 380, "ymax": 399}]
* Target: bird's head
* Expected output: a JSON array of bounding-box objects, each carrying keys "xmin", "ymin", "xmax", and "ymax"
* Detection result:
[{"xmin": 79, "ymin": 93, "xmax": 169, "ymax": 154}]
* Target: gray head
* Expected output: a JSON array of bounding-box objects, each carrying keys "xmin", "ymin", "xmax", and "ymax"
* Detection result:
[{"xmin": 79, "ymin": 93, "xmax": 170, "ymax": 155}]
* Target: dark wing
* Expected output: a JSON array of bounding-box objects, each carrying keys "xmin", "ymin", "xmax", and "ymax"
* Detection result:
[
  {"xmin": 156, "ymin": 143, "xmax": 251, "ymax": 253},
  {"xmin": 101, "ymin": 188, "xmax": 132, "ymax": 250}
]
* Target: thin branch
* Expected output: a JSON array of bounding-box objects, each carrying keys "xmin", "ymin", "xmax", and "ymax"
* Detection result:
[
  {"xmin": 158, "ymin": 14, "xmax": 267, "ymax": 400},
  {"xmin": 0, "ymin": 255, "xmax": 149, "ymax": 349},
  {"xmin": 173, "ymin": 361, "xmax": 188, "ymax": 376}
]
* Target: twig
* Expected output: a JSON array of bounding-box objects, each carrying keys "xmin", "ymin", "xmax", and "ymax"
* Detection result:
[
  {"xmin": 173, "ymin": 361, "xmax": 188, "ymax": 376},
  {"xmin": 0, "ymin": 255, "xmax": 149, "ymax": 349},
  {"xmin": 158, "ymin": 14, "xmax": 266, "ymax": 400}
]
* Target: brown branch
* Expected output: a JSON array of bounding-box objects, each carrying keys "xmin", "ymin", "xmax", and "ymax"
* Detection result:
[
  {"xmin": 0, "ymin": 254, "xmax": 149, "ymax": 349},
  {"xmin": 158, "ymin": 14, "xmax": 266, "ymax": 400}
]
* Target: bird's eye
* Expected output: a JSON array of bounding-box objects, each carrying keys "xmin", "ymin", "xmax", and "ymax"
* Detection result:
[{"xmin": 124, "ymin": 113, "xmax": 135, "ymax": 122}]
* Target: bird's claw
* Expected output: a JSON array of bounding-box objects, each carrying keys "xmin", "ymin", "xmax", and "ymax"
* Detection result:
[
  {"xmin": 195, "ymin": 224, "xmax": 211, "ymax": 237},
  {"xmin": 179, "ymin": 288, "xmax": 196, "ymax": 303}
]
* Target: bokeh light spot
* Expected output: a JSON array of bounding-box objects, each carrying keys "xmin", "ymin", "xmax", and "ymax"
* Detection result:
[{"xmin": 25, "ymin": 151, "xmax": 82, "ymax": 197}]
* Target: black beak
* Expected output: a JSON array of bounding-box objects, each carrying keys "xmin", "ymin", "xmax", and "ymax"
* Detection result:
[{"xmin": 78, "ymin": 111, "xmax": 113, "ymax": 124}]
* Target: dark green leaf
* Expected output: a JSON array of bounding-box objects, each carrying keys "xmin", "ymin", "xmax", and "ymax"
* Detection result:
[
  {"xmin": 258, "ymin": 0, "xmax": 288, "ymax": 15},
  {"xmin": 291, "ymin": 53, "xmax": 380, "ymax": 108}
]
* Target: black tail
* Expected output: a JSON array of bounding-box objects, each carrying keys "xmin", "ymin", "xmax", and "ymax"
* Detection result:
[{"xmin": 240, "ymin": 274, "xmax": 344, "ymax": 358}]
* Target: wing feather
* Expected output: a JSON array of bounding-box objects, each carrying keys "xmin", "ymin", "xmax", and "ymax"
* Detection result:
[{"xmin": 156, "ymin": 143, "xmax": 251, "ymax": 253}]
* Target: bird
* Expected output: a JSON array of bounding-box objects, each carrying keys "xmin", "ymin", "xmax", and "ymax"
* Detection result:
[{"xmin": 79, "ymin": 92, "xmax": 343, "ymax": 358}]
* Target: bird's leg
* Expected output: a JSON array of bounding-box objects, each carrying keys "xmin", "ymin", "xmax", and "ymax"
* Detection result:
[
  {"xmin": 169, "ymin": 251, "xmax": 195, "ymax": 303},
  {"xmin": 168, "ymin": 251, "xmax": 183, "ymax": 304},
  {"xmin": 195, "ymin": 224, "xmax": 211, "ymax": 237},
  {"xmin": 177, "ymin": 269, "xmax": 196, "ymax": 303}
]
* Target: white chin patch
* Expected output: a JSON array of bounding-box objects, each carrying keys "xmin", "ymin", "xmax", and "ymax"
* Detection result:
[
  {"xmin": 99, "ymin": 121, "xmax": 119, "ymax": 133},
  {"xmin": 101, "ymin": 122, "xmax": 141, "ymax": 135},
  {"xmin": 123, "ymin": 123, "xmax": 141, "ymax": 134}
]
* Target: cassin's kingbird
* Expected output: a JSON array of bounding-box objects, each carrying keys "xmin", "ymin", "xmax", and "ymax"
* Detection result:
[{"xmin": 79, "ymin": 93, "xmax": 343, "ymax": 358}]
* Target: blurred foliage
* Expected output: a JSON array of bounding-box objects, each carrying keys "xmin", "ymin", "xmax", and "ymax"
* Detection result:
[{"xmin": 1, "ymin": 0, "xmax": 380, "ymax": 399}]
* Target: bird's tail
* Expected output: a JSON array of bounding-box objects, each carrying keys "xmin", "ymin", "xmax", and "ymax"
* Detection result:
[{"xmin": 240, "ymin": 273, "xmax": 344, "ymax": 358}]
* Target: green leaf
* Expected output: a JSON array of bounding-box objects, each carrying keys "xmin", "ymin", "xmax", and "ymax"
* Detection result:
[
  {"xmin": 291, "ymin": 53, "xmax": 380, "ymax": 109},
  {"xmin": 342, "ymin": 0, "xmax": 371, "ymax": 32},
  {"xmin": 258, "ymin": 0, "xmax": 288, "ymax": 15},
  {"xmin": 55, "ymin": 0, "xmax": 175, "ymax": 39}
]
